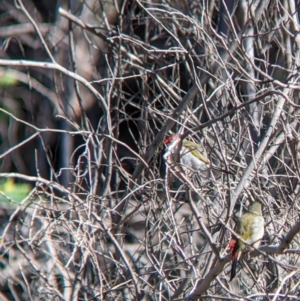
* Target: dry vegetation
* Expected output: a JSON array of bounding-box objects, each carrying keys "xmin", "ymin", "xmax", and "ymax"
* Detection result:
[{"xmin": 1, "ymin": 0, "xmax": 300, "ymax": 300}]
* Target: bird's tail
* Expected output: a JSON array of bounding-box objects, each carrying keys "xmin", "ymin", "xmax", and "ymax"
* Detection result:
[
  {"xmin": 230, "ymin": 257, "xmax": 238, "ymax": 281},
  {"xmin": 229, "ymin": 238, "xmax": 239, "ymax": 281}
]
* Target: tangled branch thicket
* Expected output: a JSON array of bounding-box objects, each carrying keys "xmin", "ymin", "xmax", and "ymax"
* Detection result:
[{"xmin": 1, "ymin": 0, "xmax": 300, "ymax": 300}]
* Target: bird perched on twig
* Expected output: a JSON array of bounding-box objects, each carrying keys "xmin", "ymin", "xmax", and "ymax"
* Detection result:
[
  {"xmin": 163, "ymin": 134, "xmax": 211, "ymax": 173},
  {"xmin": 228, "ymin": 202, "xmax": 264, "ymax": 281}
]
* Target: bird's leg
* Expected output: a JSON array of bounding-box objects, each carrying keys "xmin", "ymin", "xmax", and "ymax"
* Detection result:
[{"xmin": 243, "ymin": 248, "xmax": 252, "ymax": 260}]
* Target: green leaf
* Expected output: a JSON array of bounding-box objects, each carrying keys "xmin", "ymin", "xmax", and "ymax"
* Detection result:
[
  {"xmin": 0, "ymin": 72, "xmax": 18, "ymax": 86},
  {"xmin": 0, "ymin": 179, "xmax": 31, "ymax": 205}
]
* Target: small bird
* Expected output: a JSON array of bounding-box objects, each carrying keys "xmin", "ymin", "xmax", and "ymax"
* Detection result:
[
  {"xmin": 228, "ymin": 202, "xmax": 264, "ymax": 281},
  {"xmin": 163, "ymin": 135, "xmax": 211, "ymax": 172}
]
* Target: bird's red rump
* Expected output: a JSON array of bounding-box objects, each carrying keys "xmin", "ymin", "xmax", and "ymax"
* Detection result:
[
  {"xmin": 228, "ymin": 238, "xmax": 239, "ymax": 261},
  {"xmin": 228, "ymin": 238, "xmax": 237, "ymax": 252}
]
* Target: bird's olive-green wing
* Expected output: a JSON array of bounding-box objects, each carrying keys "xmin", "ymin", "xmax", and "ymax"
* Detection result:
[
  {"xmin": 236, "ymin": 213, "xmax": 254, "ymax": 246},
  {"xmin": 182, "ymin": 139, "xmax": 210, "ymax": 164}
]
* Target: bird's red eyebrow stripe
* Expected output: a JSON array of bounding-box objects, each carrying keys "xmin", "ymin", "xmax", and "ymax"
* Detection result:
[
  {"xmin": 163, "ymin": 136, "xmax": 173, "ymax": 144},
  {"xmin": 163, "ymin": 135, "xmax": 180, "ymax": 145}
]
